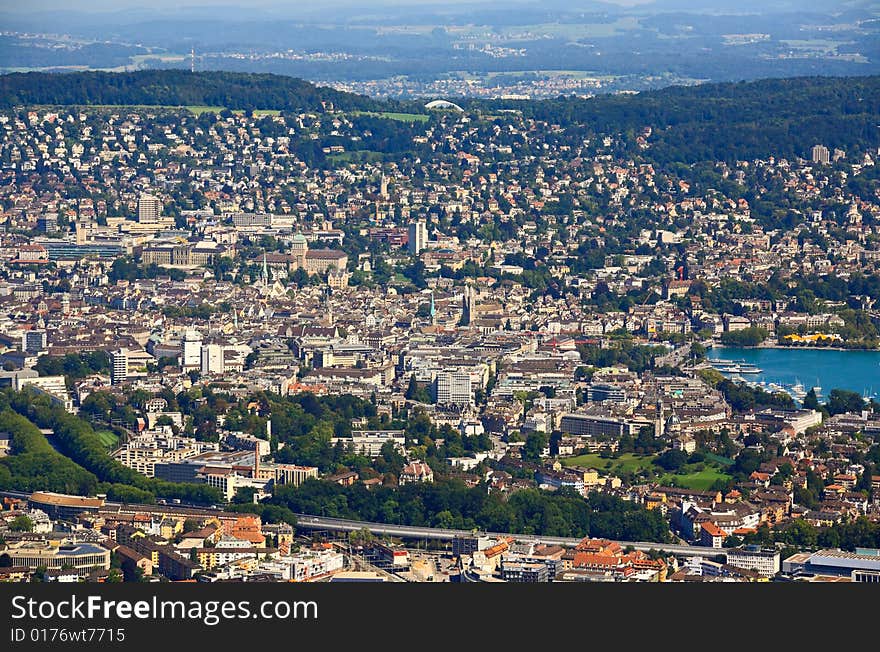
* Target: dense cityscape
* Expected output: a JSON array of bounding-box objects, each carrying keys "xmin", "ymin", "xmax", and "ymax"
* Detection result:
[{"xmin": 0, "ymin": 64, "xmax": 879, "ymax": 584}]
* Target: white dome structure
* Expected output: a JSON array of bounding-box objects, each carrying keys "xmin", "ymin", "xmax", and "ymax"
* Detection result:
[{"xmin": 425, "ymin": 99, "xmax": 464, "ymax": 112}]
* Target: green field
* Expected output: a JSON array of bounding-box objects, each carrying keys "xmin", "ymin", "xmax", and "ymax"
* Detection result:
[
  {"xmin": 353, "ymin": 111, "xmax": 429, "ymax": 123},
  {"xmin": 185, "ymin": 106, "xmax": 281, "ymax": 116},
  {"xmin": 658, "ymin": 468, "xmax": 731, "ymax": 491},
  {"xmin": 184, "ymin": 105, "xmax": 227, "ymax": 115},
  {"xmin": 94, "ymin": 429, "xmax": 120, "ymax": 449},
  {"xmin": 561, "ymin": 452, "xmax": 657, "ymax": 474},
  {"xmin": 327, "ymin": 150, "xmax": 386, "ymax": 164}
]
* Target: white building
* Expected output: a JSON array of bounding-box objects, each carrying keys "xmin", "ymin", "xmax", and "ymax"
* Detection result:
[
  {"xmin": 182, "ymin": 330, "xmax": 202, "ymax": 369},
  {"xmin": 726, "ymin": 546, "xmax": 781, "ymax": 578},
  {"xmin": 13, "ymin": 375, "xmax": 74, "ymax": 412},
  {"xmin": 330, "ymin": 430, "xmax": 405, "ymax": 458},
  {"xmin": 434, "ymin": 370, "xmax": 472, "ymax": 406},
  {"xmin": 408, "ymin": 220, "xmax": 428, "ymax": 255},
  {"xmin": 110, "ymin": 348, "xmax": 128, "ymax": 385}
]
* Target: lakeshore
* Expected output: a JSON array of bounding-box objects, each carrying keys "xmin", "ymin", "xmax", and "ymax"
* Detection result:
[
  {"xmin": 705, "ymin": 345, "xmax": 880, "ymax": 400},
  {"xmin": 710, "ymin": 342, "xmax": 880, "ymax": 353}
]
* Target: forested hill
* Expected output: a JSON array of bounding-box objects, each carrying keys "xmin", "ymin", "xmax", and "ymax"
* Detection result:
[
  {"xmin": 477, "ymin": 75, "xmax": 880, "ymax": 164},
  {"xmin": 1, "ymin": 70, "xmax": 877, "ymax": 164},
  {"xmin": 0, "ymin": 69, "xmax": 393, "ymax": 113}
]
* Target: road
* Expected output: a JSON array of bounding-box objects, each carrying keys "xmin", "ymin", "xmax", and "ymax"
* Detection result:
[
  {"xmin": 2, "ymin": 490, "xmax": 712, "ymax": 558},
  {"xmin": 655, "ymin": 342, "xmax": 693, "ymax": 368}
]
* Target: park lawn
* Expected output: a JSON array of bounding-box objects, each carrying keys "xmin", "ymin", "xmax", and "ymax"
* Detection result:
[
  {"xmin": 327, "ymin": 150, "xmax": 385, "ymax": 164},
  {"xmin": 94, "ymin": 429, "xmax": 120, "ymax": 449},
  {"xmin": 561, "ymin": 452, "xmax": 657, "ymax": 474},
  {"xmin": 659, "ymin": 468, "xmax": 731, "ymax": 491}
]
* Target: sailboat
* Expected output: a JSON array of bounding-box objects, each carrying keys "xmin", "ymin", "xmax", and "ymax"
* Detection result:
[{"xmin": 790, "ymin": 379, "xmax": 806, "ymax": 401}]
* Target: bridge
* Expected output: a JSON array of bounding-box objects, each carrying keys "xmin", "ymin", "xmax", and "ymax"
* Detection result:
[
  {"xmin": 1, "ymin": 490, "xmax": 713, "ymax": 558},
  {"xmin": 293, "ymin": 514, "xmax": 711, "ymax": 558}
]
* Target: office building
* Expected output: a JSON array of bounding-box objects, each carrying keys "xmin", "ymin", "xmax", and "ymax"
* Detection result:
[
  {"xmin": 330, "ymin": 430, "xmax": 405, "ymax": 458},
  {"xmin": 501, "ymin": 561, "xmax": 549, "ymax": 583},
  {"xmin": 110, "ymin": 348, "xmax": 128, "ymax": 385},
  {"xmin": 726, "ymin": 546, "xmax": 780, "ymax": 578},
  {"xmin": 585, "ymin": 383, "xmax": 627, "ymax": 402},
  {"xmin": 21, "ymin": 329, "xmax": 47, "ymax": 354},
  {"xmin": 559, "ymin": 413, "xmax": 639, "ymax": 438},
  {"xmin": 434, "ymin": 370, "xmax": 472, "ymax": 406},
  {"xmin": 37, "ymin": 213, "xmax": 59, "ymax": 233},
  {"xmin": 271, "ymin": 464, "xmax": 319, "ymax": 487},
  {"xmin": 137, "ymin": 192, "xmax": 162, "ymax": 223},
  {"xmin": 182, "ymin": 330, "xmax": 202, "ymax": 369}
]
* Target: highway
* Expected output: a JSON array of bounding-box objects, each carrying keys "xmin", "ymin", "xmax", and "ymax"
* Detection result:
[{"xmin": 2, "ymin": 490, "xmax": 710, "ymax": 558}]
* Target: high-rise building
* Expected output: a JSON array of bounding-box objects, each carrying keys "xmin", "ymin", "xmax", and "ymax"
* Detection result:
[
  {"xmin": 137, "ymin": 192, "xmax": 162, "ymax": 223},
  {"xmin": 408, "ymin": 220, "xmax": 427, "ymax": 255},
  {"xmin": 110, "ymin": 348, "xmax": 128, "ymax": 385},
  {"xmin": 37, "ymin": 214, "xmax": 59, "ymax": 233},
  {"xmin": 461, "ymin": 285, "xmax": 476, "ymax": 325},
  {"xmin": 200, "ymin": 343, "xmax": 224, "ymax": 375},
  {"xmin": 434, "ymin": 370, "xmax": 472, "ymax": 406},
  {"xmin": 182, "ymin": 330, "xmax": 202, "ymax": 369},
  {"xmin": 811, "ymin": 144, "xmax": 830, "ymax": 165}
]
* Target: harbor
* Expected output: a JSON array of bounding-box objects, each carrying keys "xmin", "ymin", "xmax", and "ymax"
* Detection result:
[{"xmin": 706, "ymin": 346, "xmax": 880, "ymax": 404}]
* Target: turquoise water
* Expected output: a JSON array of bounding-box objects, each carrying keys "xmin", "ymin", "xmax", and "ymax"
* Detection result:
[{"xmin": 706, "ymin": 346, "xmax": 880, "ymax": 401}]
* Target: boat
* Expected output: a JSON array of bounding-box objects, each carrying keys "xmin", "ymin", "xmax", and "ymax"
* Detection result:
[{"xmin": 711, "ymin": 361, "xmax": 763, "ymax": 374}]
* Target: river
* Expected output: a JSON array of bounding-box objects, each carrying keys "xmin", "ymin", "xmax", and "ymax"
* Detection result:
[{"xmin": 705, "ymin": 345, "xmax": 880, "ymax": 402}]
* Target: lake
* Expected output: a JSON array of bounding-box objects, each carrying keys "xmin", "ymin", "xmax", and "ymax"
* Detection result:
[{"xmin": 705, "ymin": 345, "xmax": 880, "ymax": 402}]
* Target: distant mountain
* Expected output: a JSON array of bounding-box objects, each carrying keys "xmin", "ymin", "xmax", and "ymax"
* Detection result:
[{"xmin": 0, "ymin": 69, "xmax": 393, "ymax": 112}]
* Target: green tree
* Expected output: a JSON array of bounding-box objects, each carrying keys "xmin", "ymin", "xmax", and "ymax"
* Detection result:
[
  {"xmin": 826, "ymin": 389, "xmax": 865, "ymax": 416},
  {"xmin": 8, "ymin": 515, "xmax": 34, "ymax": 532},
  {"xmin": 523, "ymin": 432, "xmax": 549, "ymax": 462}
]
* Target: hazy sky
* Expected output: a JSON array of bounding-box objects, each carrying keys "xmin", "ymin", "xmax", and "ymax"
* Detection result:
[
  {"xmin": 1, "ymin": 0, "xmax": 846, "ymax": 14},
  {"xmin": 2, "ymin": 0, "xmax": 660, "ymax": 12}
]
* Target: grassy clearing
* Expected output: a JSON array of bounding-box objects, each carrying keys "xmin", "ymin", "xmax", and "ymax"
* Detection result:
[
  {"xmin": 353, "ymin": 111, "xmax": 429, "ymax": 123},
  {"xmin": 186, "ymin": 106, "xmax": 281, "ymax": 116},
  {"xmin": 184, "ymin": 105, "xmax": 227, "ymax": 115},
  {"xmin": 561, "ymin": 452, "xmax": 657, "ymax": 474},
  {"xmin": 562, "ymin": 452, "xmax": 731, "ymax": 490},
  {"xmin": 658, "ymin": 468, "xmax": 731, "ymax": 491},
  {"xmin": 327, "ymin": 150, "xmax": 385, "ymax": 164}
]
